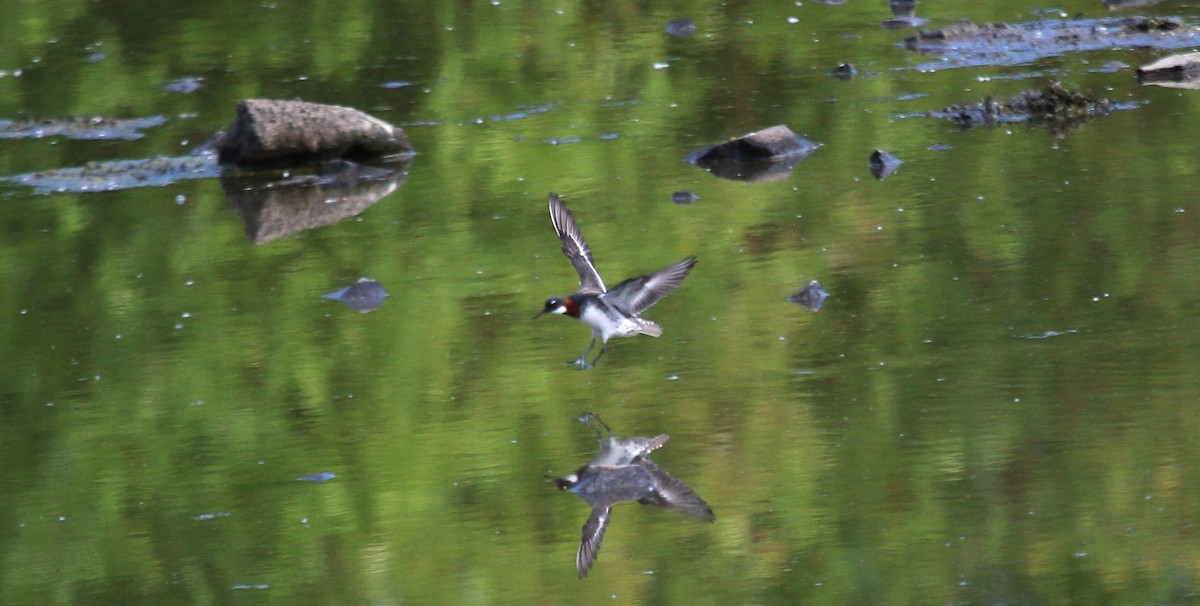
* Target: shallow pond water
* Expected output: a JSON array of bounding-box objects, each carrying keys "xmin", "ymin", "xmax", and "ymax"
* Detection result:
[{"xmin": 3, "ymin": 0, "xmax": 1200, "ymax": 604}]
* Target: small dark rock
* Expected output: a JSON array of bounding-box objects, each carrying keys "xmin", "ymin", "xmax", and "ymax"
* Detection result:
[
  {"xmin": 216, "ymin": 99, "xmax": 414, "ymax": 167},
  {"xmin": 787, "ymin": 281, "xmax": 829, "ymax": 311},
  {"xmin": 829, "ymin": 63, "xmax": 857, "ymax": 80},
  {"xmin": 868, "ymin": 150, "xmax": 903, "ymax": 180},
  {"xmin": 665, "ymin": 18, "xmax": 697, "ymax": 37},
  {"xmin": 323, "ymin": 278, "xmax": 389, "ymax": 313},
  {"xmin": 671, "ymin": 191, "xmax": 699, "ymax": 204}
]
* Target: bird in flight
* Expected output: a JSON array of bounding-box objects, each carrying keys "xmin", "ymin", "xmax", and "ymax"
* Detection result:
[{"xmin": 536, "ymin": 193, "xmax": 696, "ymax": 369}]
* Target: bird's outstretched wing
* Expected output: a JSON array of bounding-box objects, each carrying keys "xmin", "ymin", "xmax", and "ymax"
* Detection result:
[
  {"xmin": 638, "ymin": 461, "xmax": 715, "ymax": 522},
  {"xmin": 602, "ymin": 256, "xmax": 697, "ymax": 315},
  {"xmin": 549, "ymin": 193, "xmax": 606, "ymax": 294},
  {"xmin": 578, "ymin": 506, "xmax": 612, "ymax": 578}
]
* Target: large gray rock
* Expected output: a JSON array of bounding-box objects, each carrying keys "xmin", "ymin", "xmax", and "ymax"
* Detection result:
[{"xmin": 217, "ymin": 99, "xmax": 413, "ymax": 167}]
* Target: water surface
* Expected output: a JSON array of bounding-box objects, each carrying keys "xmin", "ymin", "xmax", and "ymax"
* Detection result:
[{"xmin": 2, "ymin": 0, "xmax": 1200, "ymax": 604}]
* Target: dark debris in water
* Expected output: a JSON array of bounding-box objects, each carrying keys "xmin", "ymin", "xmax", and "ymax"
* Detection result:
[
  {"xmin": 899, "ymin": 83, "xmax": 1131, "ymax": 137},
  {"xmin": 903, "ymin": 16, "xmax": 1200, "ymax": 71},
  {"xmin": 0, "ymin": 115, "xmax": 167, "ymax": 140},
  {"xmin": 323, "ymin": 278, "xmax": 389, "ymax": 313},
  {"xmin": 787, "ymin": 280, "xmax": 829, "ymax": 311}
]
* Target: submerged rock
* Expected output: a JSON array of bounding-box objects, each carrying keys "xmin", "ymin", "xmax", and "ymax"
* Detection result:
[
  {"xmin": 1103, "ymin": 0, "xmax": 1165, "ymax": 9},
  {"xmin": 2, "ymin": 153, "xmax": 219, "ymax": 194},
  {"xmin": 868, "ymin": 150, "xmax": 903, "ymax": 180},
  {"xmin": 1137, "ymin": 52, "xmax": 1200, "ymax": 89},
  {"xmin": 295, "ymin": 472, "xmax": 337, "ymax": 482},
  {"xmin": 0, "ymin": 115, "xmax": 166, "ymax": 140},
  {"xmin": 163, "ymin": 77, "xmax": 203, "ymax": 94},
  {"xmin": 787, "ymin": 281, "xmax": 829, "ymax": 311},
  {"xmin": 323, "ymin": 278, "xmax": 389, "ymax": 313},
  {"xmin": 665, "ymin": 18, "xmax": 697, "ymax": 38},
  {"xmin": 904, "ymin": 17, "xmax": 1200, "ymax": 71},
  {"xmin": 216, "ymin": 99, "xmax": 414, "ymax": 167},
  {"xmin": 686, "ymin": 125, "xmax": 820, "ymax": 181}
]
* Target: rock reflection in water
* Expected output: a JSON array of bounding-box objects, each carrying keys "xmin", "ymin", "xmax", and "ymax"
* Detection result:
[
  {"xmin": 882, "ymin": 0, "xmax": 928, "ymax": 29},
  {"xmin": 223, "ymin": 159, "xmax": 409, "ymax": 244}
]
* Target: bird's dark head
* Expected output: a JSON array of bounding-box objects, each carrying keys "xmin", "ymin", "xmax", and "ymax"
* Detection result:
[
  {"xmin": 535, "ymin": 297, "xmax": 568, "ymax": 319},
  {"xmin": 553, "ymin": 472, "xmax": 579, "ymax": 491}
]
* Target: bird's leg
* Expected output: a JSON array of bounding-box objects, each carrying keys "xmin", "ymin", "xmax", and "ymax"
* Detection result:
[
  {"xmin": 570, "ymin": 337, "xmax": 597, "ymax": 369},
  {"xmin": 580, "ymin": 342, "xmax": 607, "ymax": 370}
]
